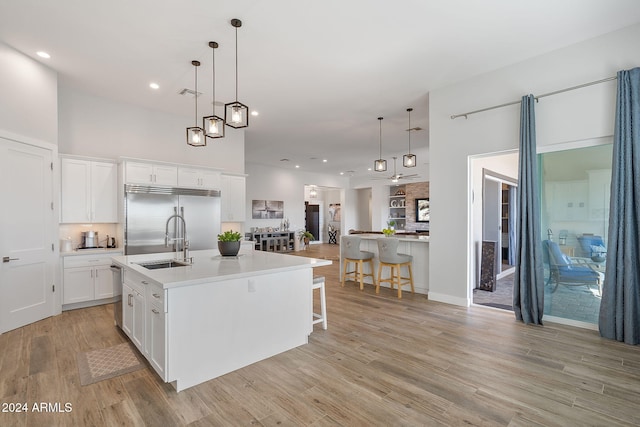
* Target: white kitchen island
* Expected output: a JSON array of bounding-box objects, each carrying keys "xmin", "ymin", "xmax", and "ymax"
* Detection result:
[{"xmin": 111, "ymin": 249, "xmax": 331, "ymax": 392}]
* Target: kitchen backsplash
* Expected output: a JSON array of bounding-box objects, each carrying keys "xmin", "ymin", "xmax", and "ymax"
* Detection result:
[{"xmin": 59, "ymin": 223, "xmax": 119, "ymax": 251}]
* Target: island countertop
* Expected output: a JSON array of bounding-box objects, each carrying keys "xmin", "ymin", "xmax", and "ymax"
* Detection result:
[
  {"xmin": 111, "ymin": 249, "xmax": 332, "ymax": 289},
  {"xmin": 352, "ymin": 233, "xmax": 430, "ymax": 243}
]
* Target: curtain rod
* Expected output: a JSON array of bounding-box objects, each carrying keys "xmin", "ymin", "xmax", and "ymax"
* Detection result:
[{"xmin": 450, "ymin": 75, "xmax": 617, "ymax": 120}]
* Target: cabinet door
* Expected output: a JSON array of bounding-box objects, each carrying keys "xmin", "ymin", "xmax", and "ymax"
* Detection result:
[
  {"xmin": 63, "ymin": 267, "xmax": 94, "ymax": 304},
  {"xmin": 177, "ymin": 167, "xmax": 200, "ymax": 188},
  {"xmin": 153, "ymin": 165, "xmax": 178, "ymax": 186},
  {"xmin": 94, "ymin": 265, "xmax": 114, "ymax": 299},
  {"xmin": 200, "ymin": 170, "xmax": 221, "ymax": 190},
  {"xmin": 147, "ymin": 304, "xmax": 166, "ymax": 379},
  {"xmin": 122, "ymin": 283, "xmax": 134, "ymax": 337},
  {"xmin": 125, "ymin": 162, "xmax": 154, "ymax": 184},
  {"xmin": 91, "ymin": 162, "xmax": 118, "ymax": 223},
  {"xmin": 221, "ymin": 175, "xmax": 246, "ymax": 221},
  {"xmin": 60, "ymin": 158, "xmax": 91, "ymax": 223},
  {"xmin": 131, "ymin": 290, "xmax": 145, "ymax": 352}
]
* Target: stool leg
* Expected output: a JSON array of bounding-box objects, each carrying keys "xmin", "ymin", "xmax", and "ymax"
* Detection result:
[
  {"xmin": 341, "ymin": 259, "xmax": 348, "ymax": 287},
  {"xmin": 376, "ymin": 262, "xmax": 382, "ymax": 294},
  {"xmin": 395, "ymin": 265, "xmax": 402, "ymax": 299},
  {"xmin": 320, "ymin": 281, "xmax": 327, "ymax": 330},
  {"xmin": 407, "ymin": 263, "xmax": 415, "ymax": 294},
  {"xmin": 368, "ymin": 259, "xmax": 376, "ymax": 287},
  {"xmin": 358, "ymin": 260, "xmax": 364, "ymax": 291}
]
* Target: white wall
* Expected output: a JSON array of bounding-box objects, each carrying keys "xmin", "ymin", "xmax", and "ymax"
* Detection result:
[
  {"xmin": 58, "ymin": 86, "xmax": 244, "ymax": 173},
  {"xmin": 0, "ymin": 42, "xmax": 58, "ymax": 143},
  {"xmin": 429, "ymin": 24, "xmax": 640, "ymax": 306},
  {"xmin": 355, "ymin": 188, "xmax": 372, "ymax": 230},
  {"xmin": 245, "ymin": 163, "xmax": 349, "ymax": 236}
]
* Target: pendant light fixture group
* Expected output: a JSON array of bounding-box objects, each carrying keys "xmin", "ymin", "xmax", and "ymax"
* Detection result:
[
  {"xmin": 403, "ymin": 107, "xmax": 417, "ymax": 167},
  {"xmin": 374, "ymin": 117, "xmax": 387, "ymax": 172},
  {"xmin": 224, "ymin": 18, "xmax": 249, "ymax": 129},
  {"xmin": 202, "ymin": 41, "xmax": 224, "ymax": 139},
  {"xmin": 186, "ymin": 60, "xmax": 206, "ymax": 147},
  {"xmin": 186, "ymin": 18, "xmax": 250, "ymax": 146}
]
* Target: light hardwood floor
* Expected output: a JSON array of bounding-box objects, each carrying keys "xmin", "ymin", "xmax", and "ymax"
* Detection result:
[{"xmin": 1, "ymin": 244, "xmax": 639, "ymax": 426}]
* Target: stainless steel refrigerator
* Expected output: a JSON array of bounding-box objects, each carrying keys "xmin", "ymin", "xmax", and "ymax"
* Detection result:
[{"xmin": 124, "ymin": 185, "xmax": 221, "ymax": 255}]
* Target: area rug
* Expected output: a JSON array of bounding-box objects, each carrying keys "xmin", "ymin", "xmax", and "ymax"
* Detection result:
[{"xmin": 77, "ymin": 342, "xmax": 146, "ymax": 386}]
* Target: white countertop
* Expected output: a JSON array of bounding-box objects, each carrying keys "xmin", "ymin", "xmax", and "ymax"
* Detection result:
[
  {"xmin": 111, "ymin": 249, "xmax": 332, "ymax": 289},
  {"xmin": 348, "ymin": 234, "xmax": 430, "ymax": 243},
  {"xmin": 61, "ymin": 248, "xmax": 123, "ymax": 257}
]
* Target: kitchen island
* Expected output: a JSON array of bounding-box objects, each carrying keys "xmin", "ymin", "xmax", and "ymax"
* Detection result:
[
  {"xmin": 111, "ymin": 249, "xmax": 331, "ymax": 392},
  {"xmin": 341, "ymin": 234, "xmax": 429, "ymax": 295}
]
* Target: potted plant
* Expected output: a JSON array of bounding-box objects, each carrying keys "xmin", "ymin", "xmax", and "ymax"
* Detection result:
[
  {"xmin": 382, "ymin": 228, "xmax": 395, "ymax": 237},
  {"xmin": 298, "ymin": 230, "xmax": 315, "ymax": 249},
  {"xmin": 217, "ymin": 230, "xmax": 243, "ymax": 256}
]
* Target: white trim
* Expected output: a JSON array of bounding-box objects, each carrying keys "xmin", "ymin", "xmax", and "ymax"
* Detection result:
[
  {"xmin": 428, "ymin": 292, "xmax": 469, "ymax": 307},
  {"xmin": 543, "ymin": 315, "xmax": 599, "ymax": 331},
  {"xmin": 0, "ymin": 129, "xmax": 57, "ymax": 151},
  {"xmin": 537, "ymin": 135, "xmax": 613, "ymax": 154}
]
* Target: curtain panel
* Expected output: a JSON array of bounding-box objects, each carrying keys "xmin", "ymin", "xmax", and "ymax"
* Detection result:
[
  {"xmin": 599, "ymin": 67, "xmax": 640, "ymax": 345},
  {"xmin": 513, "ymin": 94, "xmax": 545, "ymax": 325}
]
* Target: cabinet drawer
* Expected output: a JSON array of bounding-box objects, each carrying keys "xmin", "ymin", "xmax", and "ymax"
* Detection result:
[
  {"xmin": 147, "ymin": 283, "xmax": 166, "ymax": 312},
  {"xmin": 122, "ymin": 269, "xmax": 150, "ymax": 294},
  {"xmin": 64, "ymin": 254, "xmax": 117, "ymax": 269}
]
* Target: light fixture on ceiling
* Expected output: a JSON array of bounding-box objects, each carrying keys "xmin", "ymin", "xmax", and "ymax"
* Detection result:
[
  {"xmin": 374, "ymin": 117, "xmax": 387, "ymax": 172},
  {"xmin": 186, "ymin": 60, "xmax": 206, "ymax": 147},
  {"xmin": 309, "ymin": 186, "xmax": 317, "ymax": 198},
  {"xmin": 403, "ymin": 107, "xmax": 417, "ymax": 168},
  {"xmin": 36, "ymin": 51, "xmax": 50, "ymax": 59},
  {"xmin": 202, "ymin": 41, "xmax": 225, "ymax": 140},
  {"xmin": 225, "ymin": 18, "xmax": 249, "ymax": 129}
]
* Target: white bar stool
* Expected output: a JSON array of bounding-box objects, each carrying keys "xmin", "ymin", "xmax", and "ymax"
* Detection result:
[{"xmin": 312, "ymin": 276, "xmax": 327, "ymax": 330}]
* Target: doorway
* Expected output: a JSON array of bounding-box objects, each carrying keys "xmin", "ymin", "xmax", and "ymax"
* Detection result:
[
  {"xmin": 305, "ymin": 202, "xmax": 320, "ymax": 243},
  {"xmin": 483, "ymin": 171, "xmax": 517, "ymax": 279}
]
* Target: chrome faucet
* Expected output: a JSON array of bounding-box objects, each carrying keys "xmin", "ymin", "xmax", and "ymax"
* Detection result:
[{"xmin": 165, "ymin": 211, "xmax": 190, "ymax": 262}]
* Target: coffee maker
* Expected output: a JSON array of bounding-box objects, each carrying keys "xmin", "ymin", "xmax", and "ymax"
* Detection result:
[{"xmin": 80, "ymin": 231, "xmax": 99, "ymax": 249}]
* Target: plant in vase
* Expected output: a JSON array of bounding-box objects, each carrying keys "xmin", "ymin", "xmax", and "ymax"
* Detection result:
[
  {"xmin": 298, "ymin": 230, "xmax": 315, "ymax": 250},
  {"xmin": 217, "ymin": 230, "xmax": 243, "ymax": 256},
  {"xmin": 382, "ymin": 228, "xmax": 395, "ymax": 237}
]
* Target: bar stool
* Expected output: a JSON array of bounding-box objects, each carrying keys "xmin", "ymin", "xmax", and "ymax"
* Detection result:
[
  {"xmin": 341, "ymin": 235, "xmax": 375, "ymax": 290},
  {"xmin": 312, "ymin": 276, "xmax": 327, "ymax": 330},
  {"xmin": 376, "ymin": 238, "xmax": 414, "ymax": 299}
]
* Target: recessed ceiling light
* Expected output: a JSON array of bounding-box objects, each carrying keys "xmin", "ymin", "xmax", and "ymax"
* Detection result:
[
  {"xmin": 367, "ymin": 167, "xmax": 372, "ymax": 171},
  {"xmin": 295, "ymin": 165, "xmax": 300, "ymax": 169},
  {"xmin": 149, "ymin": 82, "xmax": 160, "ymax": 90},
  {"xmin": 251, "ymin": 111, "xmax": 259, "ymax": 116},
  {"xmin": 36, "ymin": 51, "xmax": 50, "ymax": 59},
  {"xmin": 340, "ymin": 172, "xmax": 344, "ymax": 175},
  {"xmin": 323, "ymin": 159, "xmax": 328, "ymax": 163}
]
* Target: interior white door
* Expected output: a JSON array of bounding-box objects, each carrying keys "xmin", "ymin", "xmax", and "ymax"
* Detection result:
[
  {"xmin": 483, "ymin": 177, "xmax": 501, "ymax": 274},
  {"xmin": 0, "ymin": 137, "xmax": 55, "ymax": 333}
]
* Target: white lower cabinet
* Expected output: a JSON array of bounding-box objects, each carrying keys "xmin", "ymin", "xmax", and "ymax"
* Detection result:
[
  {"xmin": 62, "ymin": 253, "xmax": 122, "ymax": 306},
  {"xmin": 121, "ymin": 269, "xmax": 167, "ymax": 380}
]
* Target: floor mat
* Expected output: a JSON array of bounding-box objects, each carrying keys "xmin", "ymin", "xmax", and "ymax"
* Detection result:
[{"xmin": 77, "ymin": 342, "xmax": 145, "ymax": 386}]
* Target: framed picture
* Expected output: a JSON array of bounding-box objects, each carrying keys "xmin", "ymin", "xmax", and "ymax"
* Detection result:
[
  {"xmin": 252, "ymin": 200, "xmax": 284, "ymax": 219},
  {"xmin": 416, "ymin": 198, "xmax": 429, "ymax": 222}
]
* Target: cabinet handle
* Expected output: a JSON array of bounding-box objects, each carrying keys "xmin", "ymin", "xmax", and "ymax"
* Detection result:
[
  {"xmin": 128, "ymin": 293, "xmax": 133, "ymax": 307},
  {"xmin": 152, "ymin": 308, "xmax": 159, "ymax": 314},
  {"xmin": 152, "ymin": 293, "xmax": 161, "ymax": 299},
  {"xmin": 95, "ymin": 269, "xmax": 98, "ymax": 277},
  {"xmin": 141, "ymin": 280, "xmax": 148, "ymax": 285}
]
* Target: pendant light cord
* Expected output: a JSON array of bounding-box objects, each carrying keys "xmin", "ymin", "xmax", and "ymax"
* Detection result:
[
  {"xmin": 194, "ymin": 64, "xmax": 198, "ymax": 126},
  {"xmin": 235, "ymin": 25, "xmax": 238, "ymax": 102},
  {"xmin": 408, "ymin": 109, "xmax": 411, "ymax": 152},
  {"xmin": 212, "ymin": 45, "xmax": 215, "ymax": 114},
  {"xmin": 378, "ymin": 117, "xmax": 383, "ymax": 158}
]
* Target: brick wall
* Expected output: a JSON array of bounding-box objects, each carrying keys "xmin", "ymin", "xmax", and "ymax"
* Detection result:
[{"xmin": 404, "ymin": 181, "xmax": 429, "ymax": 231}]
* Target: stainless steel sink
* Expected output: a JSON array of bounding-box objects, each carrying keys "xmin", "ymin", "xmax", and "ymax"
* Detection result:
[{"xmin": 136, "ymin": 259, "xmax": 191, "ymax": 270}]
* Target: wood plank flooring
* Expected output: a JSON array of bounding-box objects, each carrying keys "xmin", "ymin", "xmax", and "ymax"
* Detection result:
[{"xmin": 1, "ymin": 244, "xmax": 640, "ymax": 426}]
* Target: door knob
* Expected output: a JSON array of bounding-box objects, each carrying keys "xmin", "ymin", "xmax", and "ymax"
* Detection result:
[{"xmin": 3, "ymin": 256, "xmax": 20, "ymax": 263}]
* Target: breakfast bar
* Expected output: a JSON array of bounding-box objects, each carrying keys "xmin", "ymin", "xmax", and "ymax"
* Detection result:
[{"xmin": 111, "ymin": 249, "xmax": 331, "ymax": 392}]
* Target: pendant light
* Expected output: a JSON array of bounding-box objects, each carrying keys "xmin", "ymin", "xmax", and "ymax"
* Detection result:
[
  {"xmin": 225, "ymin": 18, "xmax": 249, "ymax": 129},
  {"xmin": 374, "ymin": 117, "xmax": 387, "ymax": 172},
  {"xmin": 203, "ymin": 41, "xmax": 225, "ymax": 139},
  {"xmin": 187, "ymin": 60, "xmax": 206, "ymax": 147},
  {"xmin": 403, "ymin": 107, "xmax": 417, "ymax": 167}
]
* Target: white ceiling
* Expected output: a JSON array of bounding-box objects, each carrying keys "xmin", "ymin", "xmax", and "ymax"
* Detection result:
[{"xmin": 1, "ymin": 0, "xmax": 639, "ymax": 178}]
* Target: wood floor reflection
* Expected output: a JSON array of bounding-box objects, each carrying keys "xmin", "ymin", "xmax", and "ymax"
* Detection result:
[{"xmin": 1, "ymin": 244, "xmax": 639, "ymax": 426}]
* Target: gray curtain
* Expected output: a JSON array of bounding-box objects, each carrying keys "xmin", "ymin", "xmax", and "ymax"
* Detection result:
[
  {"xmin": 508, "ymin": 185, "xmax": 517, "ymax": 266},
  {"xmin": 599, "ymin": 67, "xmax": 640, "ymax": 345},
  {"xmin": 513, "ymin": 94, "xmax": 545, "ymax": 324}
]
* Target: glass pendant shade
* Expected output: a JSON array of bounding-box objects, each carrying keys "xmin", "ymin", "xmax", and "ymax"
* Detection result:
[
  {"xmin": 374, "ymin": 159, "xmax": 387, "ymax": 172},
  {"xmin": 203, "ymin": 41, "xmax": 225, "ymax": 139},
  {"xmin": 403, "ymin": 153, "xmax": 416, "ymax": 167},
  {"xmin": 224, "ymin": 101, "xmax": 249, "ymax": 128},
  {"xmin": 186, "ymin": 60, "xmax": 206, "ymax": 147},
  {"xmin": 187, "ymin": 127, "xmax": 206, "ymax": 146}
]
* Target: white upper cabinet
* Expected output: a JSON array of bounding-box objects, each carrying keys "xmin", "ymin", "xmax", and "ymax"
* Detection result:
[
  {"xmin": 221, "ymin": 174, "xmax": 246, "ymax": 221},
  {"xmin": 60, "ymin": 157, "xmax": 118, "ymax": 223},
  {"xmin": 125, "ymin": 161, "xmax": 177, "ymax": 186},
  {"xmin": 178, "ymin": 167, "xmax": 221, "ymax": 190}
]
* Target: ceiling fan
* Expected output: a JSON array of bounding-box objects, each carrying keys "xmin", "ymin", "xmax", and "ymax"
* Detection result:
[{"xmin": 373, "ymin": 157, "xmax": 419, "ymax": 182}]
